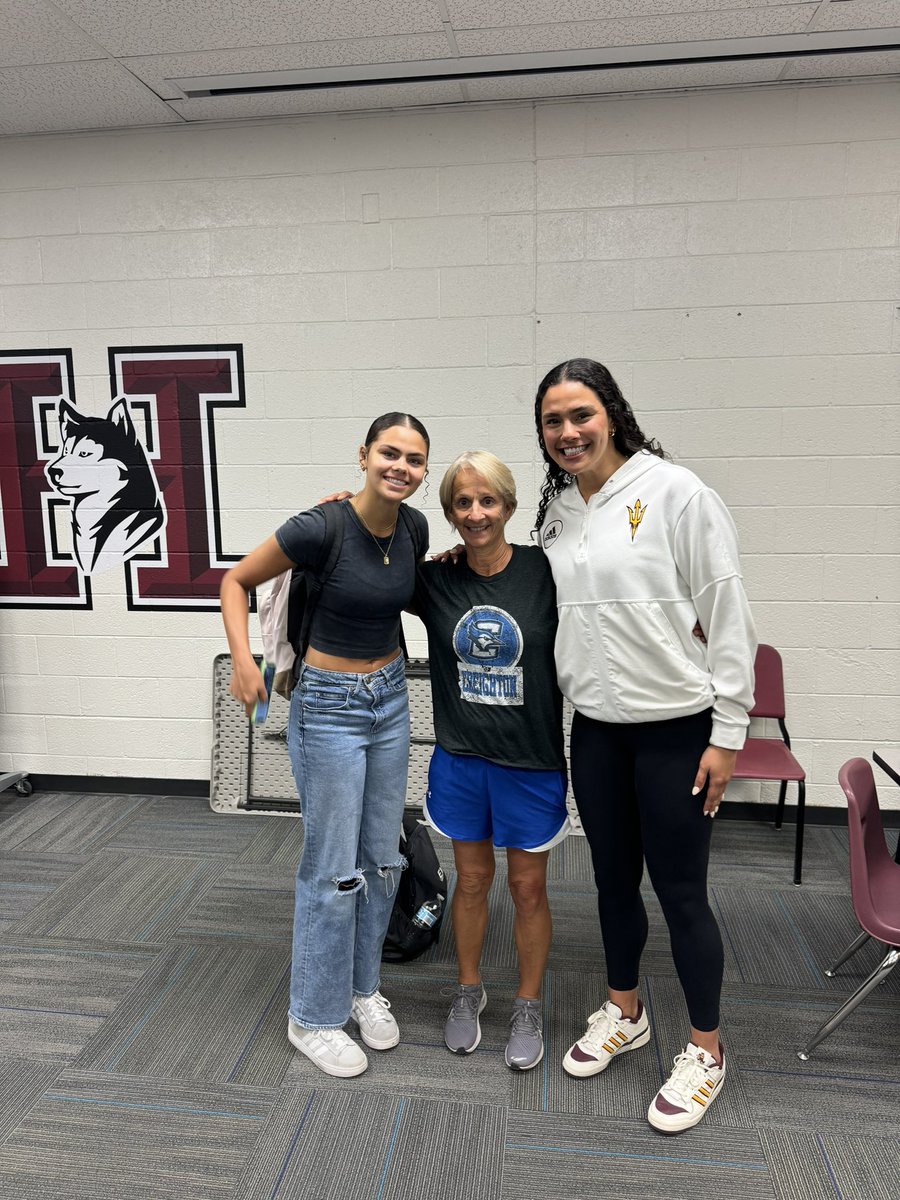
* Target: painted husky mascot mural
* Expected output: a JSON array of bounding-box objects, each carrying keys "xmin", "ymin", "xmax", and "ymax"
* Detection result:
[{"xmin": 44, "ymin": 397, "xmax": 166, "ymax": 576}]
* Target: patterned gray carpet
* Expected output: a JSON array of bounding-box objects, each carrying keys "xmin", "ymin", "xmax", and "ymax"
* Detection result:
[{"xmin": 0, "ymin": 789, "xmax": 897, "ymax": 1199}]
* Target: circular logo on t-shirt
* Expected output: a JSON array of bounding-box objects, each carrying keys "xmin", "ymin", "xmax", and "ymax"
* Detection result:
[{"xmin": 452, "ymin": 605, "xmax": 523, "ymax": 668}]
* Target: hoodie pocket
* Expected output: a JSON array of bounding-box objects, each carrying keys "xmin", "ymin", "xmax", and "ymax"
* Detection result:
[{"xmin": 598, "ymin": 601, "xmax": 712, "ymax": 718}]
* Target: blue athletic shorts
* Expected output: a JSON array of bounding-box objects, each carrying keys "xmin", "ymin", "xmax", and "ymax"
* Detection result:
[{"xmin": 423, "ymin": 744, "xmax": 569, "ymax": 851}]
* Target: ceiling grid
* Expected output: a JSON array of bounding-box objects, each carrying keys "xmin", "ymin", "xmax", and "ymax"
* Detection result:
[{"xmin": 0, "ymin": 0, "xmax": 897, "ymax": 135}]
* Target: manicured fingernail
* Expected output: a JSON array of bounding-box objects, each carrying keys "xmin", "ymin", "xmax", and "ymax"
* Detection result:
[{"xmin": 692, "ymin": 786, "xmax": 701, "ymax": 796}]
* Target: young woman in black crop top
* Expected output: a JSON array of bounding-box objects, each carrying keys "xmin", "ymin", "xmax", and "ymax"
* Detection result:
[{"xmin": 220, "ymin": 412, "xmax": 429, "ymax": 1079}]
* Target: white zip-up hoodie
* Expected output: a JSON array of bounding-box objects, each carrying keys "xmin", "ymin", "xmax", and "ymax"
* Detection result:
[{"xmin": 541, "ymin": 451, "xmax": 757, "ymax": 750}]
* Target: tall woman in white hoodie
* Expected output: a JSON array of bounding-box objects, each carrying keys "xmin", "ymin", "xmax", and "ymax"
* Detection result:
[{"xmin": 533, "ymin": 358, "xmax": 756, "ymax": 1135}]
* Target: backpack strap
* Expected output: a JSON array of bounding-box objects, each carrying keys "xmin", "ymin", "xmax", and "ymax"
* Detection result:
[{"xmin": 290, "ymin": 501, "xmax": 345, "ymax": 658}]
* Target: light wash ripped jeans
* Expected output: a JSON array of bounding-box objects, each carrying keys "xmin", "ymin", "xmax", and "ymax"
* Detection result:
[{"xmin": 286, "ymin": 653, "xmax": 409, "ymax": 1029}]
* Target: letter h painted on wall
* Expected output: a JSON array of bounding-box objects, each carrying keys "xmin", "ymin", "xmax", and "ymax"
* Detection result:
[{"xmin": 0, "ymin": 345, "xmax": 247, "ymax": 611}]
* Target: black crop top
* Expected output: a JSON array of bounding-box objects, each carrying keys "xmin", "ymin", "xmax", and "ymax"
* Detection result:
[{"xmin": 274, "ymin": 501, "xmax": 427, "ymax": 659}]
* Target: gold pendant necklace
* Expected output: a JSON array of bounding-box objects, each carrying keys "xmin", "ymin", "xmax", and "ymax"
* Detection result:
[{"xmin": 352, "ymin": 503, "xmax": 397, "ymax": 565}]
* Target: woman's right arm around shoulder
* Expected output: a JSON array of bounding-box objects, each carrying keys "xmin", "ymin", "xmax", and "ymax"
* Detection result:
[{"xmin": 220, "ymin": 535, "xmax": 295, "ymax": 713}]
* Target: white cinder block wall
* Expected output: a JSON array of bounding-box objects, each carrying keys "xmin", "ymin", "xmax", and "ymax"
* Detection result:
[{"xmin": 0, "ymin": 80, "xmax": 898, "ymax": 808}]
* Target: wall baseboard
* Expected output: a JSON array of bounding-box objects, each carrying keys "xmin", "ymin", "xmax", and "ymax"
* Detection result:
[
  {"xmin": 7, "ymin": 777, "xmax": 899, "ymax": 830},
  {"xmin": 716, "ymin": 800, "xmax": 899, "ymax": 830},
  {"xmin": 18, "ymin": 775, "xmax": 209, "ymax": 798}
]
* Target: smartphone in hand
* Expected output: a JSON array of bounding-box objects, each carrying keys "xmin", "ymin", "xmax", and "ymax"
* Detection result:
[{"xmin": 252, "ymin": 660, "xmax": 276, "ymax": 724}]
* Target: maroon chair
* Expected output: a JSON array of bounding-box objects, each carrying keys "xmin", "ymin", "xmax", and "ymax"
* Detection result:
[
  {"xmin": 732, "ymin": 644, "xmax": 806, "ymax": 883},
  {"xmin": 797, "ymin": 758, "xmax": 900, "ymax": 1060}
]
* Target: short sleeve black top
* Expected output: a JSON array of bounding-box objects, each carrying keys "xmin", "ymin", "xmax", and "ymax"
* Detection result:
[
  {"xmin": 275, "ymin": 500, "xmax": 427, "ymax": 659},
  {"xmin": 414, "ymin": 545, "xmax": 565, "ymax": 772}
]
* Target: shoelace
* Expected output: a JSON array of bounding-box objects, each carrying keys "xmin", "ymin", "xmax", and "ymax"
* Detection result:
[
  {"xmin": 449, "ymin": 988, "xmax": 482, "ymax": 1022},
  {"xmin": 660, "ymin": 1050, "xmax": 715, "ymax": 1104},
  {"xmin": 315, "ymin": 1029, "xmax": 352, "ymax": 1048},
  {"xmin": 509, "ymin": 1002, "xmax": 541, "ymax": 1036},
  {"xmin": 356, "ymin": 992, "xmax": 392, "ymax": 1025},
  {"xmin": 580, "ymin": 1004, "xmax": 619, "ymax": 1052}
]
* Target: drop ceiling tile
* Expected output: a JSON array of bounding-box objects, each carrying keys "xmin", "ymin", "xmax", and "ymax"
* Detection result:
[
  {"xmin": 53, "ymin": 0, "xmax": 444, "ymax": 56},
  {"xmin": 169, "ymin": 80, "xmax": 468, "ymax": 121},
  {"xmin": 454, "ymin": 6, "xmax": 817, "ymax": 54},
  {"xmin": 274, "ymin": 0, "xmax": 447, "ymax": 42},
  {"xmin": 463, "ymin": 59, "xmax": 786, "ymax": 102},
  {"xmin": 450, "ymin": 0, "xmax": 602, "ymax": 24},
  {"xmin": 0, "ymin": 0, "xmax": 106, "ymax": 67},
  {"xmin": 446, "ymin": 0, "xmax": 799, "ymax": 28},
  {"xmin": 0, "ymin": 60, "xmax": 180, "ymax": 135},
  {"xmin": 780, "ymin": 50, "xmax": 900, "ymax": 77},
  {"xmin": 814, "ymin": 0, "xmax": 900, "ymax": 31},
  {"xmin": 125, "ymin": 35, "xmax": 454, "ymax": 100},
  {"xmin": 1, "ymin": 0, "xmax": 897, "ymax": 139},
  {"xmin": 52, "ymin": 0, "xmax": 292, "ymax": 55}
]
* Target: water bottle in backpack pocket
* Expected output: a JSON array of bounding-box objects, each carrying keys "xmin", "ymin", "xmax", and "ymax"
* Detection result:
[{"xmin": 382, "ymin": 811, "xmax": 446, "ymax": 963}]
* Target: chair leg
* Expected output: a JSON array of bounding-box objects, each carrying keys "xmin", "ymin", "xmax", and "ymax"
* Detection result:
[
  {"xmin": 775, "ymin": 780, "xmax": 787, "ymax": 830},
  {"xmin": 792, "ymin": 780, "xmax": 805, "ymax": 885},
  {"xmin": 797, "ymin": 947, "xmax": 899, "ymax": 1060},
  {"xmin": 825, "ymin": 930, "xmax": 871, "ymax": 977}
]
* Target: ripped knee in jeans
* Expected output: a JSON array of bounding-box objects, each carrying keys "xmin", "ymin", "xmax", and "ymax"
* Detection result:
[
  {"xmin": 332, "ymin": 868, "xmax": 366, "ymax": 896},
  {"xmin": 377, "ymin": 855, "xmax": 408, "ymax": 897}
]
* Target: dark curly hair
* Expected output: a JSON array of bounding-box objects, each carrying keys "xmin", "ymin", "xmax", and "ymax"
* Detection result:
[{"xmin": 533, "ymin": 358, "xmax": 665, "ymax": 532}]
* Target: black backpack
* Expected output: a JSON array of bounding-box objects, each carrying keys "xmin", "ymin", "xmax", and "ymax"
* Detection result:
[{"xmin": 382, "ymin": 810, "xmax": 447, "ymax": 962}]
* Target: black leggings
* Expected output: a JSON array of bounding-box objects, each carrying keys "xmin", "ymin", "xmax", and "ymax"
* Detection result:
[{"xmin": 571, "ymin": 708, "xmax": 724, "ymax": 1032}]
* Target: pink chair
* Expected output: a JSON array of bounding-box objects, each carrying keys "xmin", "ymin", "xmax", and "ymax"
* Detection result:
[
  {"xmin": 797, "ymin": 758, "xmax": 900, "ymax": 1060},
  {"xmin": 732, "ymin": 644, "xmax": 807, "ymax": 883}
]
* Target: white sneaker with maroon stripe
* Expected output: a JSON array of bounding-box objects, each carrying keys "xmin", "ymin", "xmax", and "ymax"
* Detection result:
[
  {"xmin": 562, "ymin": 1000, "xmax": 650, "ymax": 1078},
  {"xmin": 647, "ymin": 1042, "xmax": 725, "ymax": 1134}
]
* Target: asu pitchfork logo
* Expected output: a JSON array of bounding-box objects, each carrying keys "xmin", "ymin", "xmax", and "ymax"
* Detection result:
[{"xmin": 627, "ymin": 498, "xmax": 648, "ymax": 541}]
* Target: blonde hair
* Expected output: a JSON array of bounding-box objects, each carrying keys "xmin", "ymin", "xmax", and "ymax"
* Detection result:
[{"xmin": 439, "ymin": 451, "xmax": 518, "ymax": 523}]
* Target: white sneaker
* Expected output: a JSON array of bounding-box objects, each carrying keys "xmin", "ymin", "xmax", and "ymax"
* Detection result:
[
  {"xmin": 351, "ymin": 990, "xmax": 400, "ymax": 1050},
  {"xmin": 647, "ymin": 1042, "xmax": 726, "ymax": 1134},
  {"xmin": 287, "ymin": 1018, "xmax": 368, "ymax": 1077},
  {"xmin": 563, "ymin": 1000, "xmax": 650, "ymax": 1078}
]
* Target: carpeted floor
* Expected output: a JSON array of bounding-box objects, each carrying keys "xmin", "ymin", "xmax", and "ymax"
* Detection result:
[{"xmin": 0, "ymin": 789, "xmax": 897, "ymax": 1199}]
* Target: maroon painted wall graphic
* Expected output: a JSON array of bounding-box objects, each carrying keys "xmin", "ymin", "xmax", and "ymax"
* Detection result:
[
  {"xmin": 110, "ymin": 346, "xmax": 247, "ymax": 610},
  {"xmin": 0, "ymin": 345, "xmax": 248, "ymax": 611},
  {"xmin": 0, "ymin": 350, "xmax": 90, "ymax": 607}
]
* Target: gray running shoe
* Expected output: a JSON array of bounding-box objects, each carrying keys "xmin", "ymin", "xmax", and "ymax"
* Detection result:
[
  {"xmin": 505, "ymin": 998, "xmax": 544, "ymax": 1071},
  {"xmin": 444, "ymin": 983, "xmax": 487, "ymax": 1054}
]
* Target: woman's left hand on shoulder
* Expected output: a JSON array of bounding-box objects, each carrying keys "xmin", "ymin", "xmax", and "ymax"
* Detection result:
[
  {"xmin": 692, "ymin": 745, "xmax": 738, "ymax": 817},
  {"xmin": 431, "ymin": 542, "xmax": 465, "ymax": 563}
]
